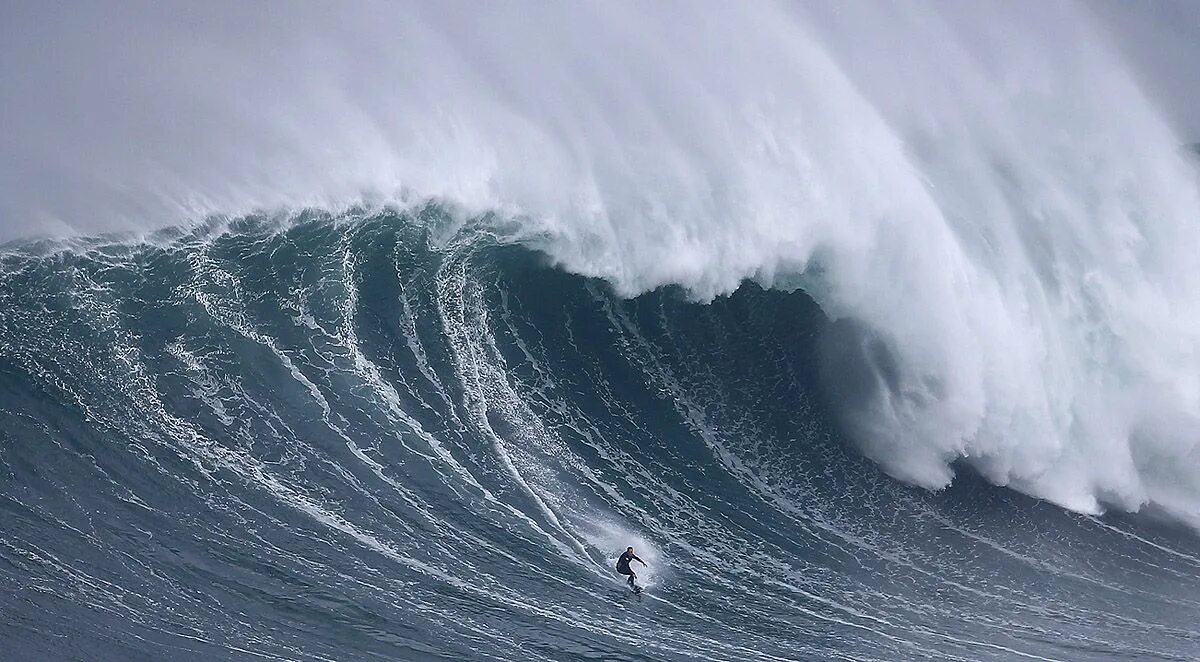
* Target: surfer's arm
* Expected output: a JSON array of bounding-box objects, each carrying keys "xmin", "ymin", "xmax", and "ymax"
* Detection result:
[{"xmin": 634, "ymin": 555, "xmax": 646, "ymax": 565}]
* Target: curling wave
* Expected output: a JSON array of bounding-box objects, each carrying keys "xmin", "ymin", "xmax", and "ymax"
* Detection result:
[{"xmin": 4, "ymin": 1, "xmax": 1200, "ymax": 520}]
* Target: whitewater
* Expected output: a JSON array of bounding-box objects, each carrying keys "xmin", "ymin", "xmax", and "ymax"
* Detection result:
[{"xmin": 3, "ymin": 1, "xmax": 1200, "ymax": 660}]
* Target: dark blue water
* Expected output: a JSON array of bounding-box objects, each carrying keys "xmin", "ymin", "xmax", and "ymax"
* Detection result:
[{"xmin": 2, "ymin": 211, "xmax": 1198, "ymax": 661}]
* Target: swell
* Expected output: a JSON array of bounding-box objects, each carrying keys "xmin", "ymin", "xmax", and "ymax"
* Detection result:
[{"xmin": 1, "ymin": 211, "xmax": 1199, "ymax": 660}]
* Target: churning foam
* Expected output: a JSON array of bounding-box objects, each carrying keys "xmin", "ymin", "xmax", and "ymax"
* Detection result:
[{"xmin": 3, "ymin": 1, "xmax": 1200, "ymax": 520}]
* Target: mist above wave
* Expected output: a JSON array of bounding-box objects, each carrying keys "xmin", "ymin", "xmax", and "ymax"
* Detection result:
[{"xmin": 4, "ymin": 1, "xmax": 1200, "ymax": 521}]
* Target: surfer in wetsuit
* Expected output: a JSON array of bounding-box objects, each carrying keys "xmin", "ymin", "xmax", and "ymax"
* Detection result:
[{"xmin": 616, "ymin": 546, "xmax": 646, "ymax": 589}]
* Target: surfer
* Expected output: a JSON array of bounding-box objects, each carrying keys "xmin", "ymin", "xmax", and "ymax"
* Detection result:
[{"xmin": 616, "ymin": 546, "xmax": 646, "ymax": 590}]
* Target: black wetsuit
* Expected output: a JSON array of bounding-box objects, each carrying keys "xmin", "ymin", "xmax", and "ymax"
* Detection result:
[{"xmin": 616, "ymin": 551, "xmax": 643, "ymax": 587}]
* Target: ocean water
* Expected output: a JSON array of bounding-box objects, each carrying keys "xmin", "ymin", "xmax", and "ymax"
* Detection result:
[
  {"xmin": 1, "ymin": 212, "xmax": 1198, "ymax": 661},
  {"xmin": 4, "ymin": 2, "xmax": 1200, "ymax": 660}
]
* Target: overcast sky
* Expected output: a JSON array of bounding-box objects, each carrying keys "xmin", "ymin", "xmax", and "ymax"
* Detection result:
[
  {"xmin": 1089, "ymin": 0, "xmax": 1200, "ymax": 141},
  {"xmin": 1, "ymin": 1, "xmax": 1198, "ymax": 242}
]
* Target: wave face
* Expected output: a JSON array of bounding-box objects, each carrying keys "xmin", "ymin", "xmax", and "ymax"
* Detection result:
[{"xmin": 3, "ymin": 213, "xmax": 1200, "ymax": 660}]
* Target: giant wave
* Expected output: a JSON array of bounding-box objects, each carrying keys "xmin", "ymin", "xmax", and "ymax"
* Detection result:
[{"xmin": 4, "ymin": 1, "xmax": 1200, "ymax": 520}]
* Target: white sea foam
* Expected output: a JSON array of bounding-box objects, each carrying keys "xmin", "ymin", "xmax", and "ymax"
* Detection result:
[{"xmin": 3, "ymin": 1, "xmax": 1200, "ymax": 520}]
